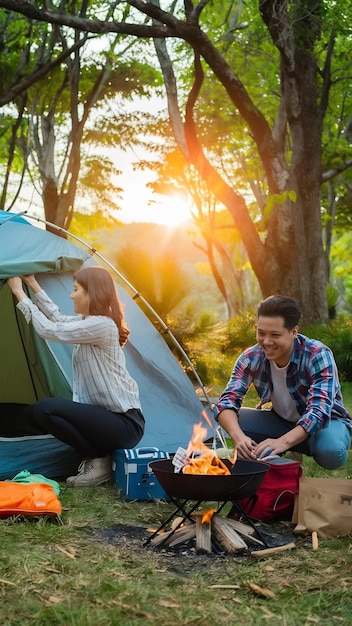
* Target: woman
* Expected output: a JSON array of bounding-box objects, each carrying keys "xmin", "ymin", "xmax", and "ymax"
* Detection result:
[{"xmin": 7, "ymin": 266, "xmax": 145, "ymax": 487}]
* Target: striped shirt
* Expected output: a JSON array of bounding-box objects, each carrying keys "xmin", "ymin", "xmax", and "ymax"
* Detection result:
[
  {"xmin": 17, "ymin": 290, "xmax": 141, "ymax": 413},
  {"xmin": 214, "ymin": 334, "xmax": 352, "ymax": 436}
]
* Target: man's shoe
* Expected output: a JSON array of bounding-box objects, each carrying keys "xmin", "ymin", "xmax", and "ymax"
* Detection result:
[{"xmin": 66, "ymin": 456, "xmax": 112, "ymax": 487}]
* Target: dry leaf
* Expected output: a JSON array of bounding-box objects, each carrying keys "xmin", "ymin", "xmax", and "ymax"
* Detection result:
[
  {"xmin": 260, "ymin": 606, "xmax": 275, "ymax": 618},
  {"xmin": 158, "ymin": 600, "xmax": 180, "ymax": 608},
  {"xmin": 0, "ymin": 578, "xmax": 16, "ymax": 586},
  {"xmin": 45, "ymin": 568, "xmax": 61, "ymax": 574},
  {"xmin": 249, "ymin": 582, "xmax": 276, "ymax": 599},
  {"xmin": 55, "ymin": 544, "xmax": 77, "ymax": 560},
  {"xmin": 48, "ymin": 596, "xmax": 63, "ymax": 604},
  {"xmin": 210, "ymin": 584, "xmax": 240, "ymax": 589},
  {"xmin": 264, "ymin": 565, "xmax": 275, "ymax": 572}
]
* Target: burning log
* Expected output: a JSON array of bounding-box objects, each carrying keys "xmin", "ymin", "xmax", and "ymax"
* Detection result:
[{"xmin": 194, "ymin": 510, "xmax": 214, "ymax": 554}]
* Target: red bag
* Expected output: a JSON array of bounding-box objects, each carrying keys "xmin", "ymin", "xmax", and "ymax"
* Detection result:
[
  {"xmin": 233, "ymin": 459, "xmax": 303, "ymax": 521},
  {"xmin": 0, "ymin": 482, "xmax": 62, "ymax": 518}
]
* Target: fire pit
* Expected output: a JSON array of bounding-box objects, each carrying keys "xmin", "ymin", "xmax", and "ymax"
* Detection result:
[
  {"xmin": 147, "ymin": 427, "xmax": 295, "ymax": 556},
  {"xmin": 150, "ymin": 458, "xmax": 270, "ymax": 501},
  {"xmin": 146, "ymin": 458, "xmax": 275, "ymax": 553}
]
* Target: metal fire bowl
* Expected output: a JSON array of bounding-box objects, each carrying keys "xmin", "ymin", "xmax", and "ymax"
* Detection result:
[{"xmin": 150, "ymin": 458, "xmax": 270, "ymax": 502}]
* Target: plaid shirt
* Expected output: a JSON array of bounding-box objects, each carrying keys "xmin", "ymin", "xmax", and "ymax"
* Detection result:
[{"xmin": 214, "ymin": 334, "xmax": 352, "ymax": 436}]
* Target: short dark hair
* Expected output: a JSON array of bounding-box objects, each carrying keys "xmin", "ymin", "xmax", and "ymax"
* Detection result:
[{"xmin": 257, "ymin": 295, "xmax": 301, "ymax": 330}]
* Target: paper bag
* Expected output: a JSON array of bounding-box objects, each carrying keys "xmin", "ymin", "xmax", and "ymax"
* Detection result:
[{"xmin": 292, "ymin": 477, "xmax": 352, "ymax": 538}]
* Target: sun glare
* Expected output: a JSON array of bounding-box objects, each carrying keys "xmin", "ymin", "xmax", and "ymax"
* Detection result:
[{"xmin": 147, "ymin": 194, "xmax": 193, "ymax": 227}]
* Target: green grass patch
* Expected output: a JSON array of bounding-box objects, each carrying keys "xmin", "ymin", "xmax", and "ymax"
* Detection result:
[{"xmin": 1, "ymin": 384, "xmax": 352, "ymax": 625}]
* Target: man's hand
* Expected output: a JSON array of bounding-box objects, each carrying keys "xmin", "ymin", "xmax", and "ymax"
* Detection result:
[
  {"xmin": 253, "ymin": 438, "xmax": 288, "ymax": 459},
  {"xmin": 253, "ymin": 425, "xmax": 308, "ymax": 459},
  {"xmin": 235, "ymin": 433, "xmax": 258, "ymax": 460}
]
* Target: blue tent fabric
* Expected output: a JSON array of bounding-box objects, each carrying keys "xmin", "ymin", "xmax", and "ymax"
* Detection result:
[{"xmin": 0, "ymin": 211, "xmax": 211, "ymax": 479}]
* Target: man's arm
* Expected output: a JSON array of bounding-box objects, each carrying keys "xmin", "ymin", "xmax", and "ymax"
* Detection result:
[{"xmin": 218, "ymin": 408, "xmax": 257, "ymax": 460}]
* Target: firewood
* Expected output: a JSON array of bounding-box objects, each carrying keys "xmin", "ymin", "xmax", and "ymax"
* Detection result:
[
  {"xmin": 211, "ymin": 515, "xmax": 247, "ymax": 553},
  {"xmin": 149, "ymin": 529, "xmax": 175, "ymax": 547},
  {"xmin": 225, "ymin": 518, "xmax": 264, "ymax": 546},
  {"xmin": 150, "ymin": 524, "xmax": 196, "ymax": 548},
  {"xmin": 312, "ymin": 532, "xmax": 318, "ymax": 550},
  {"xmin": 194, "ymin": 514, "xmax": 212, "ymax": 554},
  {"xmin": 250, "ymin": 542, "xmax": 296, "ymax": 557},
  {"xmin": 226, "ymin": 518, "xmax": 255, "ymax": 535},
  {"xmin": 167, "ymin": 524, "xmax": 197, "ymax": 547}
]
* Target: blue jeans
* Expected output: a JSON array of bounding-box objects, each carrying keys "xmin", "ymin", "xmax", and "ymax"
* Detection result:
[{"xmin": 238, "ymin": 407, "xmax": 351, "ymax": 470}]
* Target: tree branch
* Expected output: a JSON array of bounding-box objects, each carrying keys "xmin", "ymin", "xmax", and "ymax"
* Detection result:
[
  {"xmin": 0, "ymin": 35, "xmax": 88, "ymax": 106},
  {"xmin": 322, "ymin": 158, "xmax": 352, "ymax": 183}
]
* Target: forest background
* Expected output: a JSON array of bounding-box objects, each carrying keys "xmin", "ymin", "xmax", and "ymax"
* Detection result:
[
  {"xmin": 1, "ymin": 6, "xmax": 352, "ymax": 623},
  {"xmin": 1, "ymin": 0, "xmax": 352, "ymax": 393}
]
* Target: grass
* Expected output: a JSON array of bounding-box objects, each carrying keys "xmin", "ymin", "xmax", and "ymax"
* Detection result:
[{"xmin": 1, "ymin": 386, "xmax": 352, "ymax": 625}]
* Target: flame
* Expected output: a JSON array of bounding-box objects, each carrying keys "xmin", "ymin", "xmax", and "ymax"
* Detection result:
[
  {"xmin": 185, "ymin": 421, "xmax": 208, "ymax": 457},
  {"xmin": 182, "ymin": 422, "xmax": 235, "ymax": 475},
  {"xmin": 201, "ymin": 409, "xmax": 213, "ymax": 428},
  {"xmin": 183, "ymin": 451, "xmax": 230, "ymax": 475},
  {"xmin": 201, "ymin": 508, "xmax": 215, "ymax": 523}
]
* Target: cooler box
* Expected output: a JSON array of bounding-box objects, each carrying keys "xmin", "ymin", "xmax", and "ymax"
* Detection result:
[{"xmin": 112, "ymin": 447, "xmax": 170, "ymax": 501}]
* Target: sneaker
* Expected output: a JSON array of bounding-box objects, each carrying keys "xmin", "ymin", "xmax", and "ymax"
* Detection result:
[{"xmin": 66, "ymin": 455, "xmax": 112, "ymax": 487}]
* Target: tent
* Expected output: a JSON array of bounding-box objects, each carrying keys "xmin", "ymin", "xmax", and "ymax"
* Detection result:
[{"xmin": 0, "ymin": 210, "xmax": 214, "ymax": 480}]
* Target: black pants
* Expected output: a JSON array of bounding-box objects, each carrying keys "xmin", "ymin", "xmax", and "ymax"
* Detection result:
[{"xmin": 25, "ymin": 397, "xmax": 145, "ymax": 457}]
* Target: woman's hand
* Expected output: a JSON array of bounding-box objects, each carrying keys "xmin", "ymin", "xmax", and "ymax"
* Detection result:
[
  {"xmin": 7, "ymin": 277, "xmax": 27, "ymax": 301},
  {"xmin": 21, "ymin": 274, "xmax": 41, "ymax": 293}
]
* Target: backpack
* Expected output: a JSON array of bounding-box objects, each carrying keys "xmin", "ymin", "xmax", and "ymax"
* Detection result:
[{"xmin": 230, "ymin": 457, "xmax": 303, "ymax": 522}]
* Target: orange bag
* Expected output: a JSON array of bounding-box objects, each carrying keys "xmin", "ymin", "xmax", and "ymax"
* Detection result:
[{"xmin": 0, "ymin": 481, "xmax": 62, "ymax": 518}]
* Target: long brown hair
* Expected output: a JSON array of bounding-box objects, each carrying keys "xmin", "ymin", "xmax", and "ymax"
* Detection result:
[{"xmin": 74, "ymin": 266, "xmax": 130, "ymax": 347}]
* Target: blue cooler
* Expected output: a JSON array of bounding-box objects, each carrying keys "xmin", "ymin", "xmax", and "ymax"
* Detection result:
[{"xmin": 112, "ymin": 447, "xmax": 170, "ymax": 501}]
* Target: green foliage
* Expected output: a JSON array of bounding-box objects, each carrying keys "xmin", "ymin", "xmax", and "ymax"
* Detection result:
[
  {"xmin": 115, "ymin": 245, "xmax": 193, "ymax": 319},
  {"xmin": 78, "ymin": 156, "xmax": 123, "ymax": 213},
  {"xmin": 303, "ymin": 317, "xmax": 352, "ymax": 381},
  {"xmin": 69, "ymin": 210, "xmax": 122, "ymax": 245},
  {"xmin": 167, "ymin": 309, "xmax": 257, "ymax": 391},
  {"xmin": 224, "ymin": 311, "xmax": 257, "ymax": 351},
  {"xmin": 177, "ymin": 310, "xmax": 352, "ymax": 392},
  {"xmin": 166, "ymin": 302, "xmax": 224, "ymax": 386}
]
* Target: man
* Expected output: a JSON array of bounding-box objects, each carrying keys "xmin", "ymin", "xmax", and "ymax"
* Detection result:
[{"xmin": 214, "ymin": 295, "xmax": 352, "ymax": 469}]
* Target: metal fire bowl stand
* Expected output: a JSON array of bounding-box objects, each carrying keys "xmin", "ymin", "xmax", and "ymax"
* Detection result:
[{"xmin": 145, "ymin": 459, "xmax": 271, "ymax": 548}]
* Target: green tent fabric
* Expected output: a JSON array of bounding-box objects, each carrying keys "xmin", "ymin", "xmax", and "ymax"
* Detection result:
[{"xmin": 0, "ymin": 212, "xmax": 91, "ymax": 477}]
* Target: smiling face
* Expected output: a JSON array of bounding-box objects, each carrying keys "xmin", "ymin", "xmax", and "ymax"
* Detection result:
[
  {"xmin": 71, "ymin": 279, "xmax": 90, "ymax": 316},
  {"xmin": 256, "ymin": 315, "xmax": 298, "ymax": 367}
]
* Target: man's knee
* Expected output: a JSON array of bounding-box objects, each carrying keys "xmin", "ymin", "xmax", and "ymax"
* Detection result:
[{"xmin": 312, "ymin": 445, "xmax": 349, "ymax": 470}]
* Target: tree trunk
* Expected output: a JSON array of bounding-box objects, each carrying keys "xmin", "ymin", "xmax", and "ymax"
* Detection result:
[{"xmin": 179, "ymin": 0, "xmax": 330, "ymax": 326}]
